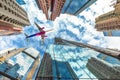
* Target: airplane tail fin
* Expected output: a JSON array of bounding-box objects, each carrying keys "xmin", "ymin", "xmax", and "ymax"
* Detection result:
[
  {"xmin": 24, "ymin": 33, "xmax": 29, "ymax": 38},
  {"xmin": 24, "ymin": 33, "xmax": 29, "ymax": 42}
]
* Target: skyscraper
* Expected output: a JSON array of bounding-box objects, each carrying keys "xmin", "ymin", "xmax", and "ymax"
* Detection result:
[
  {"xmin": 54, "ymin": 37, "xmax": 120, "ymax": 60},
  {"xmin": 35, "ymin": 53, "xmax": 52, "ymax": 80},
  {"xmin": 44, "ymin": 37, "xmax": 120, "ymax": 79},
  {"xmin": 0, "ymin": 0, "xmax": 30, "ymax": 36},
  {"xmin": 35, "ymin": 53, "xmax": 78, "ymax": 80},
  {"xmin": 97, "ymin": 51, "xmax": 120, "ymax": 65},
  {"xmin": 0, "ymin": 62, "xmax": 21, "ymax": 80},
  {"xmin": 35, "ymin": 0, "xmax": 66, "ymax": 21},
  {"xmin": 86, "ymin": 57, "xmax": 120, "ymax": 79},
  {"xmin": 55, "ymin": 37, "xmax": 120, "ymax": 79},
  {"xmin": 61, "ymin": 0, "xmax": 97, "ymax": 16},
  {"xmin": 95, "ymin": 0, "xmax": 120, "ymax": 36},
  {"xmin": 35, "ymin": 0, "xmax": 96, "ymax": 21},
  {"xmin": 86, "ymin": 52, "xmax": 120, "ymax": 79},
  {"xmin": 6, "ymin": 63, "xmax": 20, "ymax": 79},
  {"xmin": 0, "ymin": 47, "xmax": 40, "ymax": 80}
]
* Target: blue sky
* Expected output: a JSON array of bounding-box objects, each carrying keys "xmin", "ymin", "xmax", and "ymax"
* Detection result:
[
  {"xmin": 0, "ymin": 0, "xmax": 120, "ymax": 52},
  {"xmin": 0, "ymin": 0, "xmax": 120, "ymax": 79}
]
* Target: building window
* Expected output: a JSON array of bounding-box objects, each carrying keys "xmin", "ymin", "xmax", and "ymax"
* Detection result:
[
  {"xmin": 11, "ymin": 10, "xmax": 13, "ymax": 14},
  {"xmin": 0, "ymin": 15, "xmax": 3, "ymax": 19},
  {"xmin": 4, "ymin": 0, "xmax": 7, "ymax": 4},
  {"xmin": 7, "ymin": 18, "xmax": 10, "ymax": 22},
  {"xmin": 10, "ymin": 20, "xmax": 13, "ymax": 23},
  {"xmin": 8, "ymin": 8, "xmax": 11, "ymax": 12},
  {"xmin": 4, "ymin": 17, "xmax": 8, "ymax": 21},
  {"xmin": 4, "ymin": 6, "xmax": 7, "ymax": 10},
  {"xmin": 0, "ymin": 15, "xmax": 4, "ymax": 20},
  {"xmin": 0, "ymin": 3, "xmax": 2, "ymax": 7},
  {"xmin": 14, "ymin": 12, "xmax": 16, "ymax": 16},
  {"xmin": 8, "ymin": 2, "xmax": 10, "ymax": 5}
]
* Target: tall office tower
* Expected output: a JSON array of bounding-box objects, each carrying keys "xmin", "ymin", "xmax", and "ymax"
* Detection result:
[
  {"xmin": 35, "ymin": 53, "xmax": 78, "ymax": 80},
  {"xmin": 97, "ymin": 50, "xmax": 120, "ymax": 65},
  {"xmin": 0, "ymin": 0, "xmax": 30, "ymax": 36},
  {"xmin": 54, "ymin": 37, "xmax": 120, "ymax": 60},
  {"xmin": 61, "ymin": 0, "xmax": 96, "ymax": 16},
  {"xmin": 35, "ymin": 0, "xmax": 96, "ymax": 21},
  {"xmin": 6, "ymin": 63, "xmax": 20, "ymax": 79},
  {"xmin": 95, "ymin": 0, "xmax": 120, "ymax": 36},
  {"xmin": 36, "ymin": 0, "xmax": 66, "ymax": 21},
  {"xmin": 86, "ymin": 57, "xmax": 120, "ymax": 79},
  {"xmin": 52, "ymin": 60, "xmax": 78, "ymax": 80},
  {"xmin": 44, "ymin": 37, "xmax": 120, "ymax": 79},
  {"xmin": 35, "ymin": 53, "xmax": 53, "ymax": 80},
  {"xmin": 0, "ymin": 62, "xmax": 20, "ymax": 80},
  {"xmin": 0, "ymin": 47, "xmax": 40, "ymax": 80}
]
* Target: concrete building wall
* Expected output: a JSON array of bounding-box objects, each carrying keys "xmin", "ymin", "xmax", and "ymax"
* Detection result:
[
  {"xmin": 0, "ymin": 0, "xmax": 30, "ymax": 35},
  {"xmin": 36, "ymin": 0, "xmax": 96, "ymax": 21},
  {"xmin": 95, "ymin": 11, "xmax": 120, "ymax": 31},
  {"xmin": 36, "ymin": 0, "xmax": 65, "ymax": 21},
  {"xmin": 36, "ymin": 0, "xmax": 49, "ymax": 19},
  {"xmin": 95, "ymin": 0, "xmax": 120, "ymax": 36},
  {"xmin": 114, "ymin": 0, "xmax": 120, "ymax": 14},
  {"xmin": 87, "ymin": 57, "xmax": 120, "ymax": 79},
  {"xmin": 50, "ymin": 0, "xmax": 65, "ymax": 21}
]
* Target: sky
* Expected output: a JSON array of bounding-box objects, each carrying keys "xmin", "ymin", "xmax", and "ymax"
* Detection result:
[
  {"xmin": 0, "ymin": 0, "xmax": 120, "ymax": 79},
  {"xmin": 0, "ymin": 0, "xmax": 120, "ymax": 52},
  {"xmin": 0, "ymin": 0, "xmax": 119, "ymax": 52}
]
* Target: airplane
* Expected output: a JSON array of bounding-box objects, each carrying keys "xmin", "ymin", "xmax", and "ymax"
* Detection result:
[{"xmin": 25, "ymin": 22, "xmax": 54, "ymax": 44}]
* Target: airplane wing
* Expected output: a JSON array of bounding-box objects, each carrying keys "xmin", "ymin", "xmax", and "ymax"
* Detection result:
[
  {"xmin": 45, "ymin": 29, "xmax": 54, "ymax": 33},
  {"xmin": 34, "ymin": 22, "xmax": 43, "ymax": 31}
]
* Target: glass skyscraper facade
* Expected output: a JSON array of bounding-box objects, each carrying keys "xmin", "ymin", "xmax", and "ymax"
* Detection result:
[
  {"xmin": 97, "ymin": 53, "xmax": 120, "ymax": 65},
  {"xmin": 0, "ymin": 40, "xmax": 120, "ymax": 80},
  {"xmin": 46, "ymin": 44, "xmax": 97, "ymax": 79},
  {"xmin": 0, "ymin": 62, "xmax": 20, "ymax": 80},
  {"xmin": 44, "ymin": 38, "xmax": 120, "ymax": 79},
  {"xmin": 61, "ymin": 0, "xmax": 96, "ymax": 15},
  {"xmin": 52, "ymin": 60, "xmax": 78, "ymax": 80},
  {"xmin": 35, "ymin": 0, "xmax": 96, "ymax": 20},
  {"xmin": 0, "ymin": 47, "xmax": 40, "ymax": 80},
  {"xmin": 36, "ymin": 53, "xmax": 78, "ymax": 80}
]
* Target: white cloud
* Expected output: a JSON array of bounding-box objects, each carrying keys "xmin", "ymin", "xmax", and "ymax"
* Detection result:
[
  {"xmin": 67, "ymin": 26, "xmax": 80, "ymax": 36},
  {"xmin": 0, "ymin": 0, "xmax": 120, "ymax": 79},
  {"xmin": 105, "ymin": 37, "xmax": 120, "ymax": 50},
  {"xmin": 89, "ymin": 0, "xmax": 115, "ymax": 17},
  {"xmin": 68, "ymin": 15, "xmax": 81, "ymax": 25}
]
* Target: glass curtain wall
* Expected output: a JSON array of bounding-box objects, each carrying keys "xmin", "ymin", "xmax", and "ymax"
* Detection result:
[
  {"xmin": 46, "ymin": 44, "xmax": 101, "ymax": 79},
  {"xmin": 8, "ymin": 52, "xmax": 34, "ymax": 79}
]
